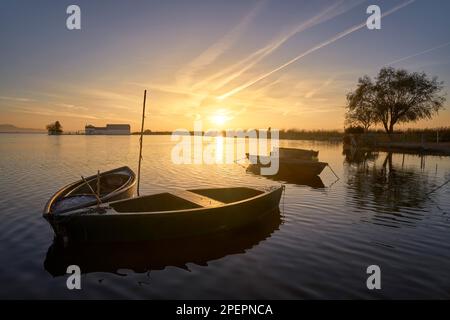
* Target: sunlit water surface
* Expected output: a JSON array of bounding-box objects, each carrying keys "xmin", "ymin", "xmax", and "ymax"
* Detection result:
[{"xmin": 0, "ymin": 134, "xmax": 449, "ymax": 299}]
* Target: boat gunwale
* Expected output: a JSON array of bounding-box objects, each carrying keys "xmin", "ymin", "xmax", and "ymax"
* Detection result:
[
  {"xmin": 43, "ymin": 166, "xmax": 136, "ymax": 215},
  {"xmin": 276, "ymin": 147, "xmax": 318, "ymax": 154},
  {"xmin": 248, "ymin": 156, "xmax": 327, "ymax": 164},
  {"xmin": 54, "ymin": 185, "xmax": 283, "ymax": 218},
  {"xmin": 246, "ymin": 155, "xmax": 328, "ymax": 167}
]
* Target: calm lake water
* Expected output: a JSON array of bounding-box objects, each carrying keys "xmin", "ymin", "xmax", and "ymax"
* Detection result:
[{"xmin": 0, "ymin": 134, "xmax": 449, "ymax": 299}]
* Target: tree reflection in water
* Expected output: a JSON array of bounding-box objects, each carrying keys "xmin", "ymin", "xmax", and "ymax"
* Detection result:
[{"xmin": 345, "ymin": 150, "xmax": 432, "ymax": 228}]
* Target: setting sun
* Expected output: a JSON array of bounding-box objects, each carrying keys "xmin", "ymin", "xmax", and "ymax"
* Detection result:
[{"xmin": 210, "ymin": 111, "xmax": 231, "ymax": 127}]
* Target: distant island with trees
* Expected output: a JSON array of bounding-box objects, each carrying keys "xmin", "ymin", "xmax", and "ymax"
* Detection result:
[{"xmin": 46, "ymin": 121, "xmax": 63, "ymax": 135}]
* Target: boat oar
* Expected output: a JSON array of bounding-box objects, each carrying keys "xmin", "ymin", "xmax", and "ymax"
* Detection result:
[{"xmin": 81, "ymin": 175, "xmax": 102, "ymax": 207}]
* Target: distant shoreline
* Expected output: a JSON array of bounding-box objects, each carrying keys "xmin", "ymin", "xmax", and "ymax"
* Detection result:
[
  {"xmin": 2, "ymin": 131, "xmax": 450, "ymax": 155},
  {"xmin": 2, "ymin": 128, "xmax": 449, "ymax": 144},
  {"xmin": 130, "ymin": 130, "xmax": 344, "ymax": 141},
  {"xmin": 0, "ymin": 131, "xmax": 46, "ymax": 134}
]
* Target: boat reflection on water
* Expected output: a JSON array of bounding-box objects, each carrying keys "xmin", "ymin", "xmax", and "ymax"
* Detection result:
[
  {"xmin": 246, "ymin": 164, "xmax": 325, "ymax": 188},
  {"xmin": 44, "ymin": 209, "xmax": 281, "ymax": 276}
]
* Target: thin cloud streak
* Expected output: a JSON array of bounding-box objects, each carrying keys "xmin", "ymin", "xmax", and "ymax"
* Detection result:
[
  {"xmin": 218, "ymin": 0, "xmax": 416, "ymax": 100},
  {"xmin": 12, "ymin": 106, "xmax": 101, "ymax": 120},
  {"xmin": 176, "ymin": 0, "xmax": 266, "ymax": 87},
  {"xmin": 129, "ymin": 82, "xmax": 205, "ymax": 98},
  {"xmin": 304, "ymin": 76, "xmax": 335, "ymax": 98},
  {"xmin": 386, "ymin": 40, "xmax": 450, "ymax": 66},
  {"xmin": 0, "ymin": 96, "xmax": 34, "ymax": 103}
]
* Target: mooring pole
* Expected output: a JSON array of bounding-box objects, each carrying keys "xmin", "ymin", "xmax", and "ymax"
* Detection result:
[{"xmin": 137, "ymin": 89, "xmax": 147, "ymax": 196}]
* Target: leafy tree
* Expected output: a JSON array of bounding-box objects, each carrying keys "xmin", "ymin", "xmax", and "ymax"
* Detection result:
[
  {"xmin": 346, "ymin": 67, "xmax": 446, "ymax": 134},
  {"xmin": 345, "ymin": 76, "xmax": 378, "ymax": 131},
  {"xmin": 46, "ymin": 121, "xmax": 63, "ymax": 135}
]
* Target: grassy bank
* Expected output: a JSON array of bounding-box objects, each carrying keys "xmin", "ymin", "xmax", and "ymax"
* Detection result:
[
  {"xmin": 345, "ymin": 127, "xmax": 450, "ymax": 155},
  {"xmin": 374, "ymin": 142, "xmax": 450, "ymax": 155},
  {"xmin": 132, "ymin": 128, "xmax": 450, "ymax": 143}
]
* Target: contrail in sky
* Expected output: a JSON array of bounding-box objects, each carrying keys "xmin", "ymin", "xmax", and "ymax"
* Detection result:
[
  {"xmin": 177, "ymin": 0, "xmax": 266, "ymax": 87},
  {"xmin": 193, "ymin": 0, "xmax": 363, "ymax": 92},
  {"xmin": 218, "ymin": 0, "xmax": 415, "ymax": 100},
  {"xmin": 387, "ymin": 40, "xmax": 450, "ymax": 65},
  {"xmin": 206, "ymin": 0, "xmax": 364, "ymax": 91}
]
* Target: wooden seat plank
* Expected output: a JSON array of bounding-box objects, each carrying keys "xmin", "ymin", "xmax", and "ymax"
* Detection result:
[{"xmin": 172, "ymin": 190, "xmax": 224, "ymax": 208}]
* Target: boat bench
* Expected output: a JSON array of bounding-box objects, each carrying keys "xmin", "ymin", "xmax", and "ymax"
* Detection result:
[{"xmin": 172, "ymin": 190, "xmax": 225, "ymax": 208}]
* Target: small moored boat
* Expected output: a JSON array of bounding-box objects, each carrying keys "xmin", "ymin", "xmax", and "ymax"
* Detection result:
[
  {"xmin": 246, "ymin": 147, "xmax": 327, "ymax": 177},
  {"xmin": 246, "ymin": 147, "xmax": 318, "ymax": 162},
  {"xmin": 43, "ymin": 166, "xmax": 136, "ymax": 215},
  {"xmin": 278, "ymin": 147, "xmax": 318, "ymax": 159},
  {"xmin": 44, "ymin": 186, "xmax": 283, "ymax": 243}
]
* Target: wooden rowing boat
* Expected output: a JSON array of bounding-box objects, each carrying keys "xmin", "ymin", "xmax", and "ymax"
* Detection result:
[
  {"xmin": 45, "ymin": 186, "xmax": 283, "ymax": 243},
  {"xmin": 245, "ymin": 147, "xmax": 326, "ymax": 177},
  {"xmin": 245, "ymin": 147, "xmax": 318, "ymax": 162},
  {"xmin": 43, "ymin": 166, "xmax": 136, "ymax": 215}
]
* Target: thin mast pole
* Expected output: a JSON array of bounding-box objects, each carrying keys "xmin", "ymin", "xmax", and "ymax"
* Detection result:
[{"xmin": 137, "ymin": 89, "xmax": 147, "ymax": 196}]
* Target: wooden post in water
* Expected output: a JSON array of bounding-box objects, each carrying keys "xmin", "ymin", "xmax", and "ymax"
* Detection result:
[
  {"xmin": 96, "ymin": 170, "xmax": 100, "ymax": 199},
  {"xmin": 137, "ymin": 90, "xmax": 147, "ymax": 196}
]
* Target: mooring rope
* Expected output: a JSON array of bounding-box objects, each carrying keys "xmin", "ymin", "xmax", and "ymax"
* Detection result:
[
  {"xmin": 327, "ymin": 164, "xmax": 340, "ymax": 180},
  {"xmin": 425, "ymin": 179, "xmax": 450, "ymax": 196},
  {"xmin": 233, "ymin": 157, "xmax": 249, "ymax": 169}
]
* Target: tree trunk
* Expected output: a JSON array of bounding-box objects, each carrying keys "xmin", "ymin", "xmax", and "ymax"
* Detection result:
[
  {"xmin": 385, "ymin": 122, "xmax": 395, "ymax": 141},
  {"xmin": 382, "ymin": 121, "xmax": 389, "ymax": 133},
  {"xmin": 364, "ymin": 124, "xmax": 370, "ymax": 133},
  {"xmin": 388, "ymin": 122, "xmax": 394, "ymax": 134}
]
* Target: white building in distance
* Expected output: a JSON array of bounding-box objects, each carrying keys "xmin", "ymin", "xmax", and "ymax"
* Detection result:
[{"xmin": 85, "ymin": 124, "xmax": 130, "ymax": 135}]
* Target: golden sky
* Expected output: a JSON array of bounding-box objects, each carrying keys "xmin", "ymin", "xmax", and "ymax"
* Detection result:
[{"xmin": 1, "ymin": 0, "xmax": 449, "ymax": 132}]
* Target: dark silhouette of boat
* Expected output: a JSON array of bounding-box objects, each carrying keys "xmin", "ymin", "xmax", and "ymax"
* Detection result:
[
  {"xmin": 278, "ymin": 147, "xmax": 318, "ymax": 159},
  {"xmin": 45, "ymin": 186, "xmax": 283, "ymax": 243},
  {"xmin": 44, "ymin": 208, "xmax": 282, "ymax": 276},
  {"xmin": 246, "ymin": 147, "xmax": 327, "ymax": 177}
]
